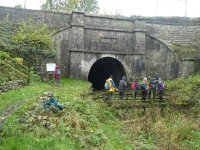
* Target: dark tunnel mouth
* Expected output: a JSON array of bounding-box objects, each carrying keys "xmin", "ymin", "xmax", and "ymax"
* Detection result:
[{"xmin": 88, "ymin": 57, "xmax": 126, "ymax": 90}]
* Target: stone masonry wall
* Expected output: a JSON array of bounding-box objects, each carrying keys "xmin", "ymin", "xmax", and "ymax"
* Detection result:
[
  {"xmin": 69, "ymin": 51, "xmax": 147, "ymax": 81},
  {"xmin": 84, "ymin": 15, "xmax": 134, "ymax": 31},
  {"xmin": 145, "ymin": 35, "xmax": 179, "ymax": 79},
  {"xmin": 0, "ymin": 6, "xmax": 71, "ymax": 29},
  {"xmin": 145, "ymin": 23, "xmax": 200, "ymax": 47},
  {"xmin": 0, "ymin": 6, "xmax": 200, "ymax": 79},
  {"xmin": 53, "ymin": 28, "xmax": 71, "ymax": 76},
  {"xmin": 1, "ymin": 6, "xmax": 200, "ymax": 48},
  {"xmin": 0, "ymin": 80, "xmax": 26, "ymax": 94},
  {"xmin": 84, "ymin": 29, "xmax": 134, "ymax": 52}
]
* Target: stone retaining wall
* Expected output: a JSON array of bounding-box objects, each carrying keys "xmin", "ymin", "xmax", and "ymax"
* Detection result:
[{"xmin": 0, "ymin": 80, "xmax": 27, "ymax": 94}]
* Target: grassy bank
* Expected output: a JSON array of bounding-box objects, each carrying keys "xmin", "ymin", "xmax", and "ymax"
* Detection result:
[
  {"xmin": 0, "ymin": 82, "xmax": 51, "ymax": 114},
  {"xmin": 0, "ymin": 79, "xmax": 133, "ymax": 149},
  {"xmin": 0, "ymin": 76, "xmax": 200, "ymax": 149},
  {"xmin": 119, "ymin": 75, "xmax": 200, "ymax": 149}
]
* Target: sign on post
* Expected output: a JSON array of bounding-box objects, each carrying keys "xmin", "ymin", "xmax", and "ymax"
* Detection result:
[
  {"xmin": 46, "ymin": 63, "xmax": 56, "ymax": 72},
  {"xmin": 46, "ymin": 63, "xmax": 56, "ymax": 80}
]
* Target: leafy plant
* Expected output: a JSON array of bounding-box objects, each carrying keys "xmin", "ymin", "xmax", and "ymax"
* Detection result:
[
  {"xmin": 0, "ymin": 20, "xmax": 55, "ymax": 84},
  {"xmin": 171, "ymin": 44, "xmax": 200, "ymax": 58},
  {"xmin": 41, "ymin": 0, "xmax": 99, "ymax": 13},
  {"xmin": 0, "ymin": 51, "xmax": 28, "ymax": 85},
  {"xmin": 166, "ymin": 75, "xmax": 200, "ymax": 104}
]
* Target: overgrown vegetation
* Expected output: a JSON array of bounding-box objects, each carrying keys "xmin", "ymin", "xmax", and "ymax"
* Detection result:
[
  {"xmin": 0, "ymin": 20, "xmax": 55, "ymax": 84},
  {"xmin": 0, "ymin": 51, "xmax": 28, "ymax": 85},
  {"xmin": 0, "ymin": 79, "xmax": 133, "ymax": 149},
  {"xmin": 12, "ymin": 21, "xmax": 55, "ymax": 67},
  {"xmin": 0, "ymin": 76, "xmax": 200, "ymax": 149},
  {"xmin": 120, "ymin": 109, "xmax": 200, "ymax": 149},
  {"xmin": 41, "ymin": 0, "xmax": 99, "ymax": 13},
  {"xmin": 171, "ymin": 44, "xmax": 200, "ymax": 59},
  {"xmin": 166, "ymin": 75, "xmax": 200, "ymax": 104},
  {"xmin": 119, "ymin": 75, "xmax": 200, "ymax": 149},
  {"xmin": 0, "ymin": 21, "xmax": 17, "ymax": 52}
]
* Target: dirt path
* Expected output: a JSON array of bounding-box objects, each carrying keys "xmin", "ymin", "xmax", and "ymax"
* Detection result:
[
  {"xmin": 0, "ymin": 90, "xmax": 54, "ymax": 127},
  {"xmin": 0, "ymin": 102, "xmax": 22, "ymax": 126}
]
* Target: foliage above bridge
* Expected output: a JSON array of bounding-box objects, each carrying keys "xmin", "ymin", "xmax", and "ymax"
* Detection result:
[
  {"xmin": 0, "ymin": 20, "xmax": 55, "ymax": 83},
  {"xmin": 41, "ymin": 0, "xmax": 98, "ymax": 13}
]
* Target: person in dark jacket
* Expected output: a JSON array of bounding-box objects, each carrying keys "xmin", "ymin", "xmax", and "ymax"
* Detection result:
[
  {"xmin": 141, "ymin": 77, "xmax": 148, "ymax": 101},
  {"xmin": 158, "ymin": 78, "xmax": 164, "ymax": 100},
  {"xmin": 149, "ymin": 78, "xmax": 156, "ymax": 99},
  {"xmin": 118, "ymin": 76, "xmax": 127, "ymax": 100}
]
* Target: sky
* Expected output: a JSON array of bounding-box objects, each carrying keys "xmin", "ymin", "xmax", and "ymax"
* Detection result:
[{"xmin": 0, "ymin": 0, "xmax": 199, "ymax": 18}]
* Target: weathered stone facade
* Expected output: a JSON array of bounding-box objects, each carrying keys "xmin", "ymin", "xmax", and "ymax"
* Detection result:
[
  {"xmin": 1, "ymin": 6, "xmax": 200, "ymax": 89},
  {"xmin": 53, "ymin": 12, "xmax": 181, "ymax": 89}
]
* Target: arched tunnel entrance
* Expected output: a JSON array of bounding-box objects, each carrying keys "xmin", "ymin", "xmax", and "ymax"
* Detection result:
[{"xmin": 88, "ymin": 57, "xmax": 126, "ymax": 90}]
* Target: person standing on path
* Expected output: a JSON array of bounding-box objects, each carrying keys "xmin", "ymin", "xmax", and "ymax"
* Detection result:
[
  {"xmin": 131, "ymin": 78, "xmax": 140, "ymax": 99},
  {"xmin": 54, "ymin": 65, "xmax": 61, "ymax": 85},
  {"xmin": 141, "ymin": 77, "xmax": 149, "ymax": 101},
  {"xmin": 118, "ymin": 76, "xmax": 127, "ymax": 100},
  {"xmin": 104, "ymin": 75, "xmax": 118, "ymax": 101},
  {"xmin": 158, "ymin": 78, "xmax": 165, "ymax": 100},
  {"xmin": 148, "ymin": 78, "xmax": 156, "ymax": 99}
]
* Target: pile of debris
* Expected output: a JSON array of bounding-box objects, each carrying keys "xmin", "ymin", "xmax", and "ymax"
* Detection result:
[{"xmin": 40, "ymin": 92, "xmax": 63, "ymax": 112}]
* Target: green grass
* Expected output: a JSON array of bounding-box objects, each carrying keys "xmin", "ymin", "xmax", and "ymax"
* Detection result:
[
  {"xmin": 0, "ymin": 78, "xmax": 133, "ymax": 150},
  {"xmin": 0, "ymin": 82, "xmax": 51, "ymax": 114},
  {"xmin": 1, "ymin": 76, "xmax": 200, "ymax": 150},
  {"xmin": 120, "ymin": 75, "xmax": 200, "ymax": 150}
]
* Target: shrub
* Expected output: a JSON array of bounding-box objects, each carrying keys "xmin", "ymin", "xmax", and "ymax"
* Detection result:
[
  {"xmin": 166, "ymin": 75, "xmax": 200, "ymax": 104},
  {"xmin": 0, "ymin": 51, "xmax": 28, "ymax": 85}
]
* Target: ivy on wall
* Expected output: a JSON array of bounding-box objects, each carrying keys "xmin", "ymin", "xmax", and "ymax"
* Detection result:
[
  {"xmin": 171, "ymin": 44, "xmax": 200, "ymax": 59},
  {"xmin": 0, "ymin": 20, "xmax": 55, "ymax": 84}
]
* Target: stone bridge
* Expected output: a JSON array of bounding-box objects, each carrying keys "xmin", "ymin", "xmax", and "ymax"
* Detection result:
[{"xmin": 0, "ymin": 7, "xmax": 200, "ymax": 89}]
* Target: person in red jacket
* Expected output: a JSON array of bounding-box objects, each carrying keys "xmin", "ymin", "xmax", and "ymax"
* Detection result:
[
  {"xmin": 54, "ymin": 65, "xmax": 61, "ymax": 85},
  {"xmin": 131, "ymin": 78, "xmax": 140, "ymax": 99}
]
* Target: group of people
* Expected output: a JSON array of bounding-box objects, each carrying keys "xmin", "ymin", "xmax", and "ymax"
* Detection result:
[
  {"xmin": 131, "ymin": 77, "xmax": 165, "ymax": 101},
  {"xmin": 54, "ymin": 66, "xmax": 165, "ymax": 101},
  {"xmin": 105, "ymin": 75, "xmax": 165, "ymax": 101}
]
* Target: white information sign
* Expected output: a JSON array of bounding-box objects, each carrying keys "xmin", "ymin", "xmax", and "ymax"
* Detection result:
[{"xmin": 46, "ymin": 63, "xmax": 56, "ymax": 72}]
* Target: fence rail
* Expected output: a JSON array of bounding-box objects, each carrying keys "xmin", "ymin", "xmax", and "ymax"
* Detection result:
[{"xmin": 90, "ymin": 89, "xmax": 193, "ymax": 110}]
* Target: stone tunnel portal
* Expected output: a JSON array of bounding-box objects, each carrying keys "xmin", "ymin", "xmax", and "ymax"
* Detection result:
[{"xmin": 88, "ymin": 57, "xmax": 126, "ymax": 90}]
